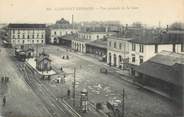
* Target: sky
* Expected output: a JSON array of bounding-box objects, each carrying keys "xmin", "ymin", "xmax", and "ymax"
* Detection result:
[{"xmin": 0, "ymin": 0, "xmax": 184, "ymax": 27}]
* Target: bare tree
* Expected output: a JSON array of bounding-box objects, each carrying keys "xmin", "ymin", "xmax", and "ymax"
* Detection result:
[
  {"xmin": 170, "ymin": 22, "xmax": 184, "ymax": 30},
  {"xmin": 132, "ymin": 22, "xmax": 143, "ymax": 28}
]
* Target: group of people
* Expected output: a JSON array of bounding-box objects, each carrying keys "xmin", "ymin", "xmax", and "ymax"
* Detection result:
[
  {"xmin": 3, "ymin": 96, "xmax": 6, "ymax": 106},
  {"xmin": 1, "ymin": 76, "xmax": 9, "ymax": 83},
  {"xmin": 1, "ymin": 76, "xmax": 9, "ymax": 106},
  {"xmin": 62, "ymin": 55, "xmax": 69, "ymax": 60}
]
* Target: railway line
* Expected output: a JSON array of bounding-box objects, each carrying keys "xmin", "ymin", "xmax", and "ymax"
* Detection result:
[{"xmin": 15, "ymin": 61, "xmax": 81, "ymax": 117}]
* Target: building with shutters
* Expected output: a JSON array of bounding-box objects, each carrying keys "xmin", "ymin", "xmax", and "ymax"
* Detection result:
[{"xmin": 8, "ymin": 24, "xmax": 46, "ymax": 48}]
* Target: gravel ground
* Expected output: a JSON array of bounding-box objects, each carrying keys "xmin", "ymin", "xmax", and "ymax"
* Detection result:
[{"xmin": 41, "ymin": 45, "xmax": 182, "ymax": 117}]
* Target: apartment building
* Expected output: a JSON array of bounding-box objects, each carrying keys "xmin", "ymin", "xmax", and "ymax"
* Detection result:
[
  {"xmin": 8, "ymin": 24, "xmax": 46, "ymax": 47},
  {"xmin": 107, "ymin": 35, "xmax": 131, "ymax": 69},
  {"xmin": 128, "ymin": 30, "xmax": 184, "ymax": 75},
  {"xmin": 49, "ymin": 25, "xmax": 78, "ymax": 44}
]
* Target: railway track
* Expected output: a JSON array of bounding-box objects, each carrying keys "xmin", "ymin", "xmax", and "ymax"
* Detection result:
[{"xmin": 16, "ymin": 62, "xmax": 81, "ymax": 117}]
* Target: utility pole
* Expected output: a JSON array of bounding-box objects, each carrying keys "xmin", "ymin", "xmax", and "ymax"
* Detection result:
[
  {"xmin": 72, "ymin": 14, "xmax": 74, "ymax": 30},
  {"xmin": 122, "ymin": 89, "xmax": 125, "ymax": 117},
  {"xmin": 73, "ymin": 67, "xmax": 76, "ymax": 107}
]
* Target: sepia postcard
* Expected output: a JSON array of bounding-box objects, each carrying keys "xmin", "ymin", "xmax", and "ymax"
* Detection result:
[{"xmin": 0, "ymin": 0, "xmax": 184, "ymax": 117}]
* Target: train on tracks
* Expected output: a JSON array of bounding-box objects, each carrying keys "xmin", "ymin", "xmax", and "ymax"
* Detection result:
[{"xmin": 15, "ymin": 48, "xmax": 26, "ymax": 62}]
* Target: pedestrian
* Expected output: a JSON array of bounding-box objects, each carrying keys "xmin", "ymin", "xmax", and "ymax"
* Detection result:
[
  {"xmin": 66, "ymin": 55, "xmax": 69, "ymax": 59},
  {"xmin": 5, "ymin": 77, "xmax": 9, "ymax": 83},
  {"xmin": 67, "ymin": 89, "xmax": 70, "ymax": 97},
  {"xmin": 60, "ymin": 67, "xmax": 63, "ymax": 71},
  {"xmin": 3, "ymin": 96, "xmax": 6, "ymax": 106}
]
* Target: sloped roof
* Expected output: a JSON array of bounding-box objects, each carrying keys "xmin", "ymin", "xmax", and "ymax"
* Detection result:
[
  {"xmin": 86, "ymin": 39, "xmax": 107, "ymax": 49},
  {"xmin": 49, "ymin": 24, "xmax": 77, "ymax": 29},
  {"xmin": 59, "ymin": 34, "xmax": 77, "ymax": 41},
  {"xmin": 36, "ymin": 53, "xmax": 51, "ymax": 63},
  {"xmin": 8, "ymin": 24, "xmax": 46, "ymax": 29},
  {"xmin": 129, "ymin": 31, "xmax": 184, "ymax": 44},
  {"xmin": 135, "ymin": 51, "xmax": 184, "ymax": 86},
  {"xmin": 73, "ymin": 38, "xmax": 91, "ymax": 42}
]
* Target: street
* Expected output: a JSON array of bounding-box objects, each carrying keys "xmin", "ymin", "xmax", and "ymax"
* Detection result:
[
  {"xmin": 0, "ymin": 44, "xmax": 182, "ymax": 117},
  {"xmin": 41, "ymin": 45, "xmax": 181, "ymax": 117}
]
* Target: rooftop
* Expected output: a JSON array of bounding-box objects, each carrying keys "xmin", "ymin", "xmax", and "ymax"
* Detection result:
[
  {"xmin": 73, "ymin": 38, "xmax": 91, "ymax": 42},
  {"xmin": 49, "ymin": 24, "xmax": 77, "ymax": 29},
  {"xmin": 135, "ymin": 51, "xmax": 184, "ymax": 86},
  {"xmin": 86, "ymin": 39, "xmax": 107, "ymax": 48},
  {"xmin": 129, "ymin": 30, "xmax": 184, "ymax": 44},
  {"xmin": 58, "ymin": 34, "xmax": 77, "ymax": 41},
  {"xmin": 8, "ymin": 23, "xmax": 46, "ymax": 29},
  {"xmin": 78, "ymin": 31, "xmax": 114, "ymax": 34}
]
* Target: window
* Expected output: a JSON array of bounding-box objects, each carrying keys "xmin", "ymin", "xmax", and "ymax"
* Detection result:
[
  {"xmin": 32, "ymin": 35, "xmax": 34, "ymax": 39},
  {"xmin": 132, "ymin": 43, "xmax": 136, "ymax": 51},
  {"xmin": 139, "ymin": 56, "xmax": 143, "ymax": 64},
  {"xmin": 37, "ymin": 34, "xmax": 39, "ymax": 38},
  {"xmin": 27, "ymin": 35, "xmax": 29, "ymax": 39},
  {"xmin": 173, "ymin": 44, "xmax": 176, "ymax": 52},
  {"xmin": 89, "ymin": 35, "xmax": 91, "ymax": 39},
  {"xmin": 109, "ymin": 41, "xmax": 111, "ymax": 47},
  {"xmin": 181, "ymin": 44, "xmax": 184, "ymax": 52},
  {"xmin": 22, "ymin": 40, "xmax": 25, "ymax": 44},
  {"xmin": 132, "ymin": 54, "xmax": 135, "ymax": 63},
  {"xmin": 114, "ymin": 42, "xmax": 117, "ymax": 48},
  {"xmin": 12, "ymin": 35, "xmax": 15, "ymax": 39},
  {"xmin": 37, "ymin": 40, "xmax": 39, "ymax": 43},
  {"xmin": 41, "ymin": 40, "xmax": 44, "ymax": 43},
  {"xmin": 54, "ymin": 31, "xmax": 56, "ymax": 35},
  {"xmin": 41, "ymin": 34, "xmax": 44, "ymax": 39},
  {"xmin": 32, "ymin": 40, "xmax": 34, "ymax": 43},
  {"xmin": 119, "ymin": 43, "xmax": 122, "ymax": 49},
  {"xmin": 18, "ymin": 35, "xmax": 20, "ymax": 39},
  {"xmin": 23, "ymin": 34, "xmax": 25, "ymax": 39},
  {"xmin": 139, "ymin": 44, "xmax": 144, "ymax": 53},
  {"xmin": 155, "ymin": 44, "xmax": 158, "ymax": 53}
]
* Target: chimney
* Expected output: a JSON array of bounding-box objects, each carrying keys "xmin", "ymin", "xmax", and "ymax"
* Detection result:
[
  {"xmin": 72, "ymin": 14, "xmax": 74, "ymax": 30},
  {"xmin": 166, "ymin": 25, "xmax": 169, "ymax": 31},
  {"xmin": 126, "ymin": 24, "xmax": 128, "ymax": 30},
  {"xmin": 121, "ymin": 26, "xmax": 125, "ymax": 34}
]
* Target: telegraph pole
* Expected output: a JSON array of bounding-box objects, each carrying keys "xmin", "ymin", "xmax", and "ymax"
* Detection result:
[
  {"xmin": 122, "ymin": 89, "xmax": 125, "ymax": 117},
  {"xmin": 73, "ymin": 67, "xmax": 76, "ymax": 107}
]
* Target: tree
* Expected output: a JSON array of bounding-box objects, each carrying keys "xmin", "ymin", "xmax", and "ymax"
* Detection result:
[
  {"xmin": 132, "ymin": 22, "xmax": 143, "ymax": 28},
  {"xmin": 170, "ymin": 22, "xmax": 184, "ymax": 30},
  {"xmin": 56, "ymin": 18, "xmax": 70, "ymax": 25}
]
